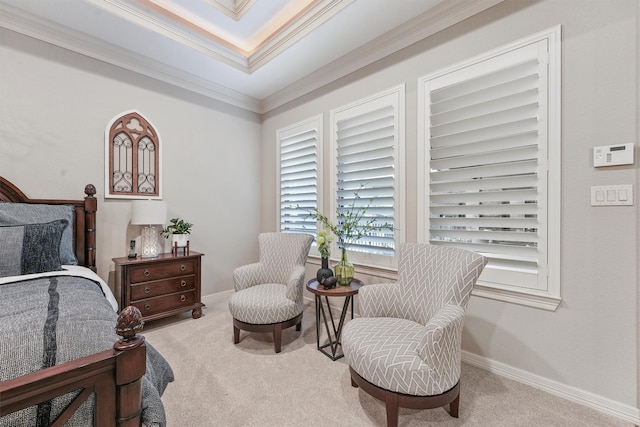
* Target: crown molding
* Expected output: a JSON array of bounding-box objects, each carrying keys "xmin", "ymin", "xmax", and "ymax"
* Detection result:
[
  {"xmin": 93, "ymin": 0, "xmax": 250, "ymax": 70},
  {"xmin": 0, "ymin": 3, "xmax": 262, "ymax": 113},
  {"xmin": 247, "ymin": 0, "xmax": 354, "ymax": 72},
  {"xmin": 91, "ymin": 0, "xmax": 349, "ymax": 74},
  {"xmin": 205, "ymin": 0, "xmax": 257, "ymax": 21},
  {"xmin": 262, "ymin": 0, "xmax": 504, "ymax": 112}
]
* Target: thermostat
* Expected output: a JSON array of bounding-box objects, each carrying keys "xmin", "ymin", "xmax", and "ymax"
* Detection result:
[{"xmin": 593, "ymin": 143, "xmax": 634, "ymax": 167}]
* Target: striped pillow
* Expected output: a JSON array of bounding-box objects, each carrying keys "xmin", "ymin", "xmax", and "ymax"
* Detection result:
[
  {"xmin": 0, "ymin": 219, "xmax": 67, "ymax": 278},
  {"xmin": 0, "ymin": 203, "xmax": 77, "ymax": 265}
]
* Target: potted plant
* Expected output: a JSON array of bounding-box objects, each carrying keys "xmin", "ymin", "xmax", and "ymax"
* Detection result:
[
  {"xmin": 316, "ymin": 229, "xmax": 334, "ymax": 286},
  {"xmin": 162, "ymin": 218, "xmax": 193, "ymax": 248},
  {"xmin": 302, "ymin": 186, "xmax": 394, "ymax": 286}
]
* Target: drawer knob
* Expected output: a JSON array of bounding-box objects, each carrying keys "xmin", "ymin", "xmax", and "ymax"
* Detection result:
[
  {"xmin": 144, "ymin": 303, "xmax": 151, "ymax": 310},
  {"xmin": 180, "ymin": 264, "xmax": 186, "ymax": 271},
  {"xmin": 144, "ymin": 269, "xmax": 150, "ymax": 277},
  {"xmin": 144, "ymin": 286, "xmax": 151, "ymax": 294},
  {"xmin": 180, "ymin": 280, "xmax": 187, "ymax": 287},
  {"xmin": 180, "ymin": 295, "xmax": 186, "ymax": 302}
]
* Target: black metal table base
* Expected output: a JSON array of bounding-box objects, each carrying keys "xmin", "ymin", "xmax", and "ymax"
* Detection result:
[{"xmin": 314, "ymin": 294, "xmax": 354, "ymax": 360}]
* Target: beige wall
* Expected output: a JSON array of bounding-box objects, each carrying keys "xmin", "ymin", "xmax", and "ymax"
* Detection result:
[
  {"xmin": 0, "ymin": 28, "xmax": 263, "ymax": 298},
  {"xmin": 262, "ymin": 0, "xmax": 638, "ymax": 414},
  {"xmin": 1, "ymin": 0, "xmax": 638, "ymax": 420}
]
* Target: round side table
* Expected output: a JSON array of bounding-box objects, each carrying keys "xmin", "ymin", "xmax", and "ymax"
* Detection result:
[{"xmin": 306, "ymin": 278, "xmax": 363, "ymax": 360}]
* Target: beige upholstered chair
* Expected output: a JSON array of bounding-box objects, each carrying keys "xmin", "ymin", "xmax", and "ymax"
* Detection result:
[
  {"xmin": 342, "ymin": 243, "xmax": 487, "ymax": 427},
  {"xmin": 228, "ymin": 232, "xmax": 313, "ymax": 353}
]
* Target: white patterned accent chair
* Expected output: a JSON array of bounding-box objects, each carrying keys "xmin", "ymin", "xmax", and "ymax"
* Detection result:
[
  {"xmin": 228, "ymin": 232, "xmax": 313, "ymax": 353},
  {"xmin": 341, "ymin": 243, "xmax": 487, "ymax": 427}
]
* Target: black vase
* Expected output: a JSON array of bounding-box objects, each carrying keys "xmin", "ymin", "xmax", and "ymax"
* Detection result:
[{"xmin": 316, "ymin": 257, "xmax": 333, "ymax": 284}]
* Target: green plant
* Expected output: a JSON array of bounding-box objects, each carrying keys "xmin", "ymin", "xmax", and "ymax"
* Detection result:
[
  {"xmin": 162, "ymin": 218, "xmax": 193, "ymax": 238},
  {"xmin": 317, "ymin": 229, "xmax": 333, "ymax": 258},
  {"xmin": 302, "ymin": 186, "xmax": 394, "ymax": 250}
]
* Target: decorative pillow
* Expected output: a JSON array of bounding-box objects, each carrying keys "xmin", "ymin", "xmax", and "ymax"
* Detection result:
[
  {"xmin": 0, "ymin": 203, "xmax": 77, "ymax": 265},
  {"xmin": 0, "ymin": 219, "xmax": 67, "ymax": 278}
]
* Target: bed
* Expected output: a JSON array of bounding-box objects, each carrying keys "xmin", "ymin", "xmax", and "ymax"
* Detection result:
[{"xmin": 0, "ymin": 176, "xmax": 173, "ymax": 426}]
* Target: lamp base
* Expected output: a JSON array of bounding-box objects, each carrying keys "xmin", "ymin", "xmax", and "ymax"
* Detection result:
[{"xmin": 140, "ymin": 225, "xmax": 161, "ymax": 258}]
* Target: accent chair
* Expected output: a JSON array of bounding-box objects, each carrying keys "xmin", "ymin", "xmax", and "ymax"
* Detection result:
[
  {"xmin": 341, "ymin": 242, "xmax": 487, "ymax": 427},
  {"xmin": 228, "ymin": 232, "xmax": 313, "ymax": 353}
]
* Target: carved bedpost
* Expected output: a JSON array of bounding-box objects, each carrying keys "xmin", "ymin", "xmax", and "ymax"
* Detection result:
[
  {"xmin": 113, "ymin": 306, "xmax": 146, "ymax": 426},
  {"xmin": 84, "ymin": 184, "xmax": 97, "ymax": 272}
]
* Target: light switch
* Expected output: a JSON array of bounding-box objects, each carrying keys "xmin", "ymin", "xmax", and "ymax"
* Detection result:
[{"xmin": 591, "ymin": 185, "xmax": 633, "ymax": 206}]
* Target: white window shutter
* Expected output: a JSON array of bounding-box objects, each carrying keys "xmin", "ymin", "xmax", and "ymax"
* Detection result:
[
  {"xmin": 331, "ymin": 86, "xmax": 404, "ymax": 260},
  {"xmin": 278, "ymin": 116, "xmax": 321, "ymax": 235},
  {"xmin": 419, "ymin": 27, "xmax": 561, "ymax": 309}
]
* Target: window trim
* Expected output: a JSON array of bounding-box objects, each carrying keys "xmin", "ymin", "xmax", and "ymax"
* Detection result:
[
  {"xmin": 329, "ymin": 84, "xmax": 406, "ymax": 268},
  {"xmin": 417, "ymin": 26, "xmax": 561, "ymax": 310}
]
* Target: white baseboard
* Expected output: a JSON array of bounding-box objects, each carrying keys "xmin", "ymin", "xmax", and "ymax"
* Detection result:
[
  {"xmin": 462, "ymin": 351, "xmax": 640, "ymax": 425},
  {"xmin": 202, "ymin": 289, "xmax": 234, "ymax": 305}
]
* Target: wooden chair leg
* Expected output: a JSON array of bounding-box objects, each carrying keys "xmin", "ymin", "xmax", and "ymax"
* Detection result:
[
  {"xmin": 449, "ymin": 391, "xmax": 460, "ymax": 418},
  {"xmin": 273, "ymin": 324, "xmax": 282, "ymax": 353},
  {"xmin": 233, "ymin": 325, "xmax": 240, "ymax": 344},
  {"xmin": 385, "ymin": 391, "xmax": 399, "ymax": 427},
  {"xmin": 295, "ymin": 321, "xmax": 302, "ymax": 331}
]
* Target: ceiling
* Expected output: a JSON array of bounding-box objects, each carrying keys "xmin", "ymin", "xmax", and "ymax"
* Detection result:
[{"xmin": 0, "ymin": 0, "xmax": 503, "ymax": 113}]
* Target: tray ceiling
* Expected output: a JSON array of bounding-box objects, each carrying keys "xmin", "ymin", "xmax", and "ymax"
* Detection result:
[{"xmin": 0, "ymin": 0, "xmax": 503, "ymax": 113}]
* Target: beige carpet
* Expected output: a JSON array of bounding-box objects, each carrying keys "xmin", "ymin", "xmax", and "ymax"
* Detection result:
[{"xmin": 142, "ymin": 295, "xmax": 631, "ymax": 427}]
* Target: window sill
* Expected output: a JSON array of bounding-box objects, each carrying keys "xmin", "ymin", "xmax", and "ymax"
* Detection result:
[
  {"xmin": 308, "ymin": 257, "xmax": 560, "ymax": 310},
  {"xmin": 307, "ymin": 255, "xmax": 398, "ymax": 281},
  {"xmin": 472, "ymin": 282, "xmax": 561, "ymax": 311}
]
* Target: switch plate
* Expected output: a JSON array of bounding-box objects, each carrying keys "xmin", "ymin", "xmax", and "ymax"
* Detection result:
[{"xmin": 591, "ymin": 185, "xmax": 633, "ymax": 206}]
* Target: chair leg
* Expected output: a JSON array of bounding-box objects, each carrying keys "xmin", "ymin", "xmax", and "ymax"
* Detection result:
[
  {"xmin": 295, "ymin": 321, "xmax": 302, "ymax": 331},
  {"xmin": 350, "ymin": 370, "xmax": 359, "ymax": 388},
  {"xmin": 449, "ymin": 391, "xmax": 460, "ymax": 418},
  {"xmin": 233, "ymin": 325, "xmax": 240, "ymax": 344},
  {"xmin": 273, "ymin": 323, "xmax": 282, "ymax": 353},
  {"xmin": 385, "ymin": 391, "xmax": 399, "ymax": 427}
]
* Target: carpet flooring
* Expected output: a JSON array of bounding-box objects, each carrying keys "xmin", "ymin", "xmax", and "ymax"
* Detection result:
[{"xmin": 142, "ymin": 295, "xmax": 632, "ymax": 427}]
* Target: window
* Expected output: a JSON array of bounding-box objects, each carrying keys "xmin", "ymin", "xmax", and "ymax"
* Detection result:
[
  {"xmin": 277, "ymin": 115, "xmax": 322, "ymax": 237},
  {"xmin": 418, "ymin": 27, "xmax": 561, "ymax": 310},
  {"xmin": 105, "ymin": 111, "xmax": 162, "ymax": 199},
  {"xmin": 330, "ymin": 85, "xmax": 405, "ymax": 268}
]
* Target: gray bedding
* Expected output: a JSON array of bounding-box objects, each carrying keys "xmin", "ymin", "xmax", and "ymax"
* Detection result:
[{"xmin": 0, "ymin": 274, "xmax": 174, "ymax": 426}]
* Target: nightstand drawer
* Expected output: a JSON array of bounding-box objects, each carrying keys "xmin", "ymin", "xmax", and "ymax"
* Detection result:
[
  {"xmin": 130, "ymin": 259, "xmax": 197, "ymax": 283},
  {"xmin": 130, "ymin": 276, "xmax": 196, "ymax": 301},
  {"xmin": 132, "ymin": 290, "xmax": 196, "ymax": 317}
]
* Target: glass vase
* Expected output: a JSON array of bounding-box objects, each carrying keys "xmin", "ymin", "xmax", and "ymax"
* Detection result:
[{"xmin": 334, "ymin": 248, "xmax": 354, "ymax": 286}]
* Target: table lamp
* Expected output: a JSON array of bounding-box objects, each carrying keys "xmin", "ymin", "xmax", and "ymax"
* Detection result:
[{"xmin": 131, "ymin": 200, "xmax": 167, "ymax": 258}]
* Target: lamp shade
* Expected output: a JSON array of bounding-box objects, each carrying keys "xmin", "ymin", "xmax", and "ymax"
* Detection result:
[{"xmin": 131, "ymin": 200, "xmax": 167, "ymax": 225}]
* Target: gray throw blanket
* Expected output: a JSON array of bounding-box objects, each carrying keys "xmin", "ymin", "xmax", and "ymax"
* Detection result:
[{"xmin": 0, "ymin": 275, "xmax": 174, "ymax": 426}]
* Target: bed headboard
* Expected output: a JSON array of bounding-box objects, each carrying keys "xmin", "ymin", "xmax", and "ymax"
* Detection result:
[{"xmin": 0, "ymin": 177, "xmax": 97, "ymax": 271}]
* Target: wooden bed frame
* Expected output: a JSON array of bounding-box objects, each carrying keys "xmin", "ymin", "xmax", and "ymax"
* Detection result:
[{"xmin": 0, "ymin": 176, "xmax": 147, "ymax": 427}]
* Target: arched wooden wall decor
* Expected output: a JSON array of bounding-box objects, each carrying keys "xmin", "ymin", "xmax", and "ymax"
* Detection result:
[{"xmin": 105, "ymin": 111, "xmax": 162, "ymax": 199}]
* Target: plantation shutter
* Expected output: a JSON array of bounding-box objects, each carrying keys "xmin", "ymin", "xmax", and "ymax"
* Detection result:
[
  {"xmin": 427, "ymin": 40, "xmax": 548, "ymax": 290},
  {"xmin": 333, "ymin": 91, "xmax": 400, "ymax": 256},
  {"xmin": 279, "ymin": 121, "xmax": 319, "ymax": 235}
]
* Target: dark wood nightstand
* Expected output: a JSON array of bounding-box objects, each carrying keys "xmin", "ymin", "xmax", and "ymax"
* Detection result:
[{"xmin": 113, "ymin": 252, "xmax": 204, "ymax": 322}]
